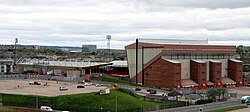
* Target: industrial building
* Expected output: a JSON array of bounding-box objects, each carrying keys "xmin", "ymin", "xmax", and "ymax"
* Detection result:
[
  {"xmin": 125, "ymin": 39, "xmax": 243, "ymax": 89},
  {"xmin": 15, "ymin": 60, "xmax": 111, "ymax": 77},
  {"xmin": 82, "ymin": 45, "xmax": 97, "ymax": 52},
  {"xmin": 0, "ymin": 60, "xmax": 14, "ymax": 74}
]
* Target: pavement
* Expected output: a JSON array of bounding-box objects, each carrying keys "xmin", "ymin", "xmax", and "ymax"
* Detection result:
[{"xmin": 152, "ymin": 100, "xmax": 243, "ymax": 112}]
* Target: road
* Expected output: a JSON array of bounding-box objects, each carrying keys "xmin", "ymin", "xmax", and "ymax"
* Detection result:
[{"xmin": 152, "ymin": 100, "xmax": 242, "ymax": 112}]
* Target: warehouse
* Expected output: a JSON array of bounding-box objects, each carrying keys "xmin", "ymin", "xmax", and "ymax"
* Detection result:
[
  {"xmin": 15, "ymin": 60, "xmax": 111, "ymax": 77},
  {"xmin": 125, "ymin": 39, "xmax": 243, "ymax": 89}
]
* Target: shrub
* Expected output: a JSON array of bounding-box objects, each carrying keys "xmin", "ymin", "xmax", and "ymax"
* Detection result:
[{"xmin": 196, "ymin": 99, "xmax": 213, "ymax": 104}]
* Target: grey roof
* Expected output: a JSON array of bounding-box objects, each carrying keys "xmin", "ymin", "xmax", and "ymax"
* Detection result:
[
  {"xmin": 229, "ymin": 59, "xmax": 242, "ymax": 63},
  {"xmin": 108, "ymin": 61, "xmax": 127, "ymax": 67},
  {"xmin": 18, "ymin": 60, "xmax": 110, "ymax": 68},
  {"xmin": 185, "ymin": 94, "xmax": 202, "ymax": 100},
  {"xmin": 168, "ymin": 90, "xmax": 183, "ymax": 96}
]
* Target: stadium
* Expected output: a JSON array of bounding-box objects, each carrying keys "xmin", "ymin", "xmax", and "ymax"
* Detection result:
[{"xmin": 125, "ymin": 39, "xmax": 243, "ymax": 89}]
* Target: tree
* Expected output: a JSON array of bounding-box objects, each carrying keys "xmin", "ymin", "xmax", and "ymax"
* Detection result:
[{"xmin": 206, "ymin": 88, "xmax": 227, "ymax": 101}]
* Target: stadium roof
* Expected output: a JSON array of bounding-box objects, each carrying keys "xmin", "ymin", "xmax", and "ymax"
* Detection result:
[{"xmin": 18, "ymin": 60, "xmax": 111, "ymax": 68}]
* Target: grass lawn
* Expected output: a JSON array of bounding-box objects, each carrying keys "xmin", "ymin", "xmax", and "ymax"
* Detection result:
[
  {"xmin": 1, "ymin": 88, "xmax": 184, "ymax": 112},
  {"xmin": 93, "ymin": 76, "xmax": 146, "ymax": 87},
  {"xmin": 207, "ymin": 105, "xmax": 248, "ymax": 112}
]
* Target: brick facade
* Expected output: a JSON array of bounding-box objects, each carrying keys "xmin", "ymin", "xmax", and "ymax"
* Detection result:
[
  {"xmin": 228, "ymin": 60, "xmax": 243, "ymax": 86},
  {"xmin": 209, "ymin": 61, "xmax": 222, "ymax": 86},
  {"xmin": 190, "ymin": 60, "xmax": 207, "ymax": 88},
  {"xmin": 144, "ymin": 58, "xmax": 181, "ymax": 88}
]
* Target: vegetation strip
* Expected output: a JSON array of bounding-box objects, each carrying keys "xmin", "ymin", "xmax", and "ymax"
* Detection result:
[
  {"xmin": 0, "ymin": 88, "xmax": 184, "ymax": 111},
  {"xmin": 207, "ymin": 105, "xmax": 247, "ymax": 112}
]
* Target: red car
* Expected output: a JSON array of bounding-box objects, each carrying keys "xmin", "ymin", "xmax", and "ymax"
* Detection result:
[{"xmin": 85, "ymin": 78, "xmax": 91, "ymax": 82}]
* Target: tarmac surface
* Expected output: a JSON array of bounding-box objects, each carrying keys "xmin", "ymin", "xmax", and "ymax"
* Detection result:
[{"xmin": 0, "ymin": 79, "xmax": 106, "ymax": 96}]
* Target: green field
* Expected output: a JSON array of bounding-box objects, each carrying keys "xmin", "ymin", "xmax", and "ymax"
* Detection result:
[
  {"xmin": 207, "ymin": 105, "xmax": 248, "ymax": 112},
  {"xmin": 93, "ymin": 76, "xmax": 146, "ymax": 87},
  {"xmin": 0, "ymin": 88, "xmax": 184, "ymax": 112}
]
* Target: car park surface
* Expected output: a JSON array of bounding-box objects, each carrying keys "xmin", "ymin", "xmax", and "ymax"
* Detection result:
[{"xmin": 0, "ymin": 79, "xmax": 107, "ymax": 96}]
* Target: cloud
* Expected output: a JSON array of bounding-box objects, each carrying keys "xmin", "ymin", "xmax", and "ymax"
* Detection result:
[{"xmin": 0, "ymin": 0, "xmax": 250, "ymax": 49}]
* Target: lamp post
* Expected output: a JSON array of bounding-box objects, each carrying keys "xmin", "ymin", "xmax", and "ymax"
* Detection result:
[
  {"xmin": 36, "ymin": 92, "xmax": 38, "ymax": 109},
  {"xmin": 116, "ymin": 96, "xmax": 118, "ymax": 112},
  {"xmin": 135, "ymin": 39, "xmax": 138, "ymax": 84}
]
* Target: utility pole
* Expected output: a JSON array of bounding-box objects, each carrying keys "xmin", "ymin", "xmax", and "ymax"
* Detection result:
[
  {"xmin": 135, "ymin": 39, "xmax": 138, "ymax": 84},
  {"xmin": 36, "ymin": 93, "xmax": 38, "ymax": 109},
  {"xmin": 142, "ymin": 46, "xmax": 144, "ymax": 85},
  {"xmin": 14, "ymin": 38, "xmax": 18, "ymax": 64},
  {"xmin": 116, "ymin": 96, "xmax": 117, "ymax": 112}
]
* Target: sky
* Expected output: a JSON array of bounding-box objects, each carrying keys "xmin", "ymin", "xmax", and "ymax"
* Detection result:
[{"xmin": 0, "ymin": 0, "xmax": 250, "ymax": 49}]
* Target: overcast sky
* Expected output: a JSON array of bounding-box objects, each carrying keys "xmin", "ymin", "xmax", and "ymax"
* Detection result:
[{"xmin": 0, "ymin": 0, "xmax": 250, "ymax": 49}]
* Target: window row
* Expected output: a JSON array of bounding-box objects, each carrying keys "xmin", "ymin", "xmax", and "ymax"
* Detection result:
[{"xmin": 163, "ymin": 54, "xmax": 234, "ymax": 60}]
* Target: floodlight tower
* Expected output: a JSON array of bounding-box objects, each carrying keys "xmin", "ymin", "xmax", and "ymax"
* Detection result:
[
  {"xmin": 106, "ymin": 35, "xmax": 111, "ymax": 62},
  {"xmin": 14, "ymin": 38, "xmax": 18, "ymax": 64}
]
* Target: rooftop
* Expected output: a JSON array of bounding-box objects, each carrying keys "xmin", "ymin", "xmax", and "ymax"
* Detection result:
[{"xmin": 18, "ymin": 60, "xmax": 111, "ymax": 68}]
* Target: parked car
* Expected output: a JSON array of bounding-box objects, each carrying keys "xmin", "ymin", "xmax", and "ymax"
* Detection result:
[
  {"xmin": 78, "ymin": 80, "xmax": 85, "ymax": 84},
  {"xmin": 147, "ymin": 89, "xmax": 153, "ymax": 92},
  {"xmin": 59, "ymin": 86, "xmax": 68, "ymax": 91},
  {"xmin": 29, "ymin": 81, "xmax": 41, "ymax": 85},
  {"xmin": 240, "ymin": 96, "xmax": 250, "ymax": 103},
  {"xmin": 77, "ymin": 85, "xmax": 85, "ymax": 88},
  {"xmin": 149, "ymin": 90, "xmax": 157, "ymax": 94},
  {"xmin": 95, "ymin": 84, "xmax": 102, "ymax": 87},
  {"xmin": 40, "ymin": 106, "xmax": 53, "ymax": 111},
  {"xmin": 135, "ymin": 88, "xmax": 141, "ymax": 91}
]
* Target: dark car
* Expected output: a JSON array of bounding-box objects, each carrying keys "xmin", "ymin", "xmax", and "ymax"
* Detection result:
[
  {"xmin": 135, "ymin": 88, "xmax": 141, "ymax": 91},
  {"xmin": 149, "ymin": 90, "xmax": 157, "ymax": 94},
  {"xmin": 77, "ymin": 85, "xmax": 85, "ymax": 88},
  {"xmin": 147, "ymin": 89, "xmax": 152, "ymax": 92}
]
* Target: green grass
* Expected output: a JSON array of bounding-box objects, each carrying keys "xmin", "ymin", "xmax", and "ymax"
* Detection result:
[
  {"xmin": 50, "ymin": 89, "xmax": 162, "ymax": 111},
  {"xmin": 207, "ymin": 106, "xmax": 248, "ymax": 112},
  {"xmin": 0, "ymin": 88, "xmax": 184, "ymax": 112},
  {"xmin": 0, "ymin": 109, "xmax": 15, "ymax": 112},
  {"xmin": 93, "ymin": 76, "xmax": 146, "ymax": 87}
]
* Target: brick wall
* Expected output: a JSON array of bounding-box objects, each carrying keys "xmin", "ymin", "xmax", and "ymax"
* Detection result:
[
  {"xmin": 190, "ymin": 60, "xmax": 207, "ymax": 88},
  {"xmin": 209, "ymin": 61, "xmax": 222, "ymax": 85},
  {"xmin": 144, "ymin": 58, "xmax": 181, "ymax": 88},
  {"xmin": 228, "ymin": 60, "xmax": 243, "ymax": 86}
]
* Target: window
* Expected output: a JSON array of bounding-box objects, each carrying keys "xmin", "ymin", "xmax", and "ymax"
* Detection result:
[
  {"xmin": 191, "ymin": 54, "xmax": 196, "ymax": 59},
  {"xmin": 208, "ymin": 54, "xmax": 213, "ymax": 59},
  {"xmin": 178, "ymin": 54, "xmax": 185, "ymax": 59},
  {"xmin": 172, "ymin": 54, "xmax": 177, "ymax": 59},
  {"xmin": 202, "ymin": 54, "xmax": 208, "ymax": 59},
  {"xmin": 197, "ymin": 54, "xmax": 202, "ymax": 59}
]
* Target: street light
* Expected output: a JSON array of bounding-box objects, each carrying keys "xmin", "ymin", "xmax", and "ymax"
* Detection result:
[{"xmin": 36, "ymin": 92, "xmax": 38, "ymax": 109}]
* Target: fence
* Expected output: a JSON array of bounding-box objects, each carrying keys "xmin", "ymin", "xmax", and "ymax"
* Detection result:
[{"xmin": 0, "ymin": 74, "xmax": 84, "ymax": 83}]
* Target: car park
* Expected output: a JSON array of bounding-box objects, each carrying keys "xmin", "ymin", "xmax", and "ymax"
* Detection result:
[
  {"xmin": 77, "ymin": 85, "xmax": 85, "ymax": 88},
  {"xmin": 59, "ymin": 86, "xmax": 68, "ymax": 91}
]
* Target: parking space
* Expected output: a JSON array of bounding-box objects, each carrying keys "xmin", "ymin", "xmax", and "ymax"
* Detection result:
[
  {"xmin": 228, "ymin": 87, "xmax": 250, "ymax": 99},
  {"xmin": 0, "ymin": 79, "xmax": 107, "ymax": 96}
]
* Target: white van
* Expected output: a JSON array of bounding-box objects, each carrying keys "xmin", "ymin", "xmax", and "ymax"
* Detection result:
[
  {"xmin": 40, "ymin": 106, "xmax": 53, "ymax": 111},
  {"xmin": 59, "ymin": 86, "xmax": 68, "ymax": 91},
  {"xmin": 240, "ymin": 96, "xmax": 250, "ymax": 103}
]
